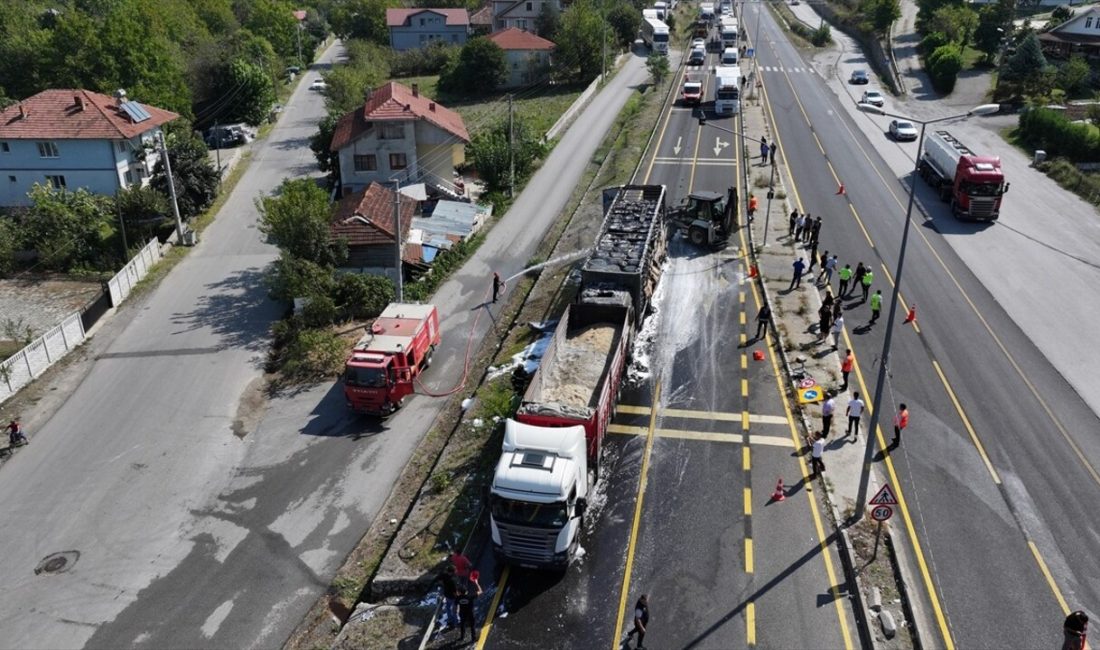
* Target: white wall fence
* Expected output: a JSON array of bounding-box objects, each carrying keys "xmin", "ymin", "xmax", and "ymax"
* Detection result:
[{"xmin": 0, "ymin": 238, "xmax": 161, "ymax": 404}]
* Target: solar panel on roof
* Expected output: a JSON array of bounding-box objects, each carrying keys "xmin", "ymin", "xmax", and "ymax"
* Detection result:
[{"xmin": 120, "ymin": 101, "xmax": 151, "ymax": 123}]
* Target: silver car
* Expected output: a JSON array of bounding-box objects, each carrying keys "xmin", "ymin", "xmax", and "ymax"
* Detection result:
[{"xmin": 889, "ymin": 119, "xmax": 918, "ymax": 141}]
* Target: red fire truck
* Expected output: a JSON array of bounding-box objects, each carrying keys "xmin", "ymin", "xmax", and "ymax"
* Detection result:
[{"xmin": 343, "ymin": 303, "xmax": 440, "ymax": 416}]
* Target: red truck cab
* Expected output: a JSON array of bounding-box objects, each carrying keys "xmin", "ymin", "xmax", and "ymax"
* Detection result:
[
  {"xmin": 344, "ymin": 303, "xmax": 440, "ymax": 416},
  {"xmin": 682, "ymin": 76, "xmax": 703, "ymax": 106},
  {"xmin": 952, "ymin": 155, "xmax": 1009, "ymax": 220}
]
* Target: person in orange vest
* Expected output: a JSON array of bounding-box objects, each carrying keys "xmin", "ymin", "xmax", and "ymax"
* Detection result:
[
  {"xmin": 748, "ymin": 194, "xmax": 759, "ymax": 221},
  {"xmin": 840, "ymin": 349, "xmax": 854, "ymax": 391},
  {"xmin": 891, "ymin": 403, "xmax": 909, "ymax": 448}
]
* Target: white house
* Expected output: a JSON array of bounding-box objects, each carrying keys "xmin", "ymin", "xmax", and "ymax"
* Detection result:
[
  {"xmin": 1038, "ymin": 5, "xmax": 1100, "ymax": 59},
  {"xmin": 491, "ymin": 0, "xmax": 562, "ymax": 34},
  {"xmin": 0, "ymin": 89, "xmax": 178, "ymax": 207},
  {"xmin": 387, "ymin": 8, "xmax": 470, "ymax": 51},
  {"xmin": 486, "ymin": 28, "xmax": 555, "ymax": 88},
  {"xmin": 330, "ymin": 81, "xmax": 470, "ymax": 199}
]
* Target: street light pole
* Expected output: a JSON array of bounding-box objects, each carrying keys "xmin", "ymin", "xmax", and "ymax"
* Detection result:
[{"xmin": 850, "ymin": 102, "xmax": 1000, "ymax": 521}]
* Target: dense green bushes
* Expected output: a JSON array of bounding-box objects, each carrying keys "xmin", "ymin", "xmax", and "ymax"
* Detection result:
[
  {"xmin": 1018, "ymin": 108, "xmax": 1100, "ymax": 163},
  {"xmin": 927, "ymin": 44, "xmax": 963, "ymax": 93}
]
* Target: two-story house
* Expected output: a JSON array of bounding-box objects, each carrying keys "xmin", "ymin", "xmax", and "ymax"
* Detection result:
[
  {"xmin": 1039, "ymin": 6, "xmax": 1100, "ymax": 59},
  {"xmin": 387, "ymin": 8, "xmax": 471, "ymax": 51},
  {"xmin": 0, "ymin": 89, "xmax": 178, "ymax": 207},
  {"xmin": 491, "ymin": 0, "xmax": 561, "ymax": 34},
  {"xmin": 330, "ymin": 81, "xmax": 470, "ymax": 199},
  {"xmin": 486, "ymin": 28, "xmax": 555, "ymax": 88}
]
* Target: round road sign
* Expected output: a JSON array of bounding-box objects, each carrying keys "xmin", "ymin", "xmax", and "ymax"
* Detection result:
[
  {"xmin": 798, "ymin": 377, "xmax": 817, "ymax": 389},
  {"xmin": 870, "ymin": 505, "xmax": 893, "ymax": 522}
]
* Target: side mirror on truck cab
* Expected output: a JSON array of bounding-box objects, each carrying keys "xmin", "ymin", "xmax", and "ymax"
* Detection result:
[{"xmin": 575, "ymin": 498, "xmax": 588, "ymax": 519}]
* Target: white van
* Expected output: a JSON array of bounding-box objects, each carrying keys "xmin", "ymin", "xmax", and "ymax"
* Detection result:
[{"xmin": 721, "ymin": 47, "xmax": 738, "ymax": 66}]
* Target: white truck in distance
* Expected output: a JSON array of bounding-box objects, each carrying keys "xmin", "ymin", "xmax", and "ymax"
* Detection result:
[
  {"xmin": 720, "ymin": 16, "xmax": 739, "ymax": 48},
  {"xmin": 714, "ymin": 65, "xmax": 741, "ymax": 115},
  {"xmin": 641, "ymin": 17, "xmax": 670, "ymax": 54}
]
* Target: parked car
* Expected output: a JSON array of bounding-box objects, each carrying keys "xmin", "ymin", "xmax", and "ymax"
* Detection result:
[
  {"xmin": 309, "ymin": 78, "xmax": 327, "ymax": 92},
  {"xmin": 203, "ymin": 124, "xmax": 253, "ymax": 148},
  {"xmin": 889, "ymin": 119, "xmax": 918, "ymax": 141},
  {"xmin": 849, "ymin": 69, "xmax": 869, "ymax": 84},
  {"xmin": 688, "ymin": 47, "xmax": 706, "ymax": 66},
  {"xmin": 861, "ymin": 90, "xmax": 885, "ymax": 107}
]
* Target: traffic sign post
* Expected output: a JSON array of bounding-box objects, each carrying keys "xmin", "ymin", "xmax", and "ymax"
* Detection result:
[
  {"xmin": 867, "ymin": 486, "xmax": 896, "ymax": 561},
  {"xmin": 870, "ymin": 505, "xmax": 893, "ymax": 522},
  {"xmin": 869, "ymin": 483, "xmax": 898, "ymax": 506}
]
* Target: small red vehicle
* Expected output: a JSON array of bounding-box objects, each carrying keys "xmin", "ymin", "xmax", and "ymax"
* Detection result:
[{"xmin": 343, "ymin": 303, "xmax": 440, "ymax": 416}]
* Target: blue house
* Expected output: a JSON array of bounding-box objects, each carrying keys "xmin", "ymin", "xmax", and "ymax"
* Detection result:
[
  {"xmin": 387, "ymin": 8, "xmax": 470, "ymax": 51},
  {"xmin": 0, "ymin": 89, "xmax": 178, "ymax": 207}
]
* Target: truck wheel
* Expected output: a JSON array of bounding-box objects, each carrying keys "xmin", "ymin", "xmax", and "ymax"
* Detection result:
[
  {"xmin": 424, "ymin": 345, "xmax": 435, "ymax": 369},
  {"xmin": 689, "ymin": 227, "xmax": 707, "ymax": 246}
]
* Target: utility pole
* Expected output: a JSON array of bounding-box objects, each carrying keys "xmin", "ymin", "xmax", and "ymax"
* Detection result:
[
  {"xmin": 508, "ymin": 94, "xmax": 515, "ymax": 198},
  {"xmin": 116, "ymin": 198, "xmax": 128, "ymax": 257},
  {"xmin": 213, "ymin": 119, "xmax": 222, "ymax": 186},
  {"xmin": 392, "ymin": 179, "xmax": 404, "ymax": 302},
  {"xmin": 157, "ymin": 131, "xmax": 185, "ymax": 244},
  {"xmin": 296, "ymin": 23, "xmax": 303, "ymax": 67},
  {"xmin": 602, "ymin": 24, "xmax": 608, "ymax": 78}
]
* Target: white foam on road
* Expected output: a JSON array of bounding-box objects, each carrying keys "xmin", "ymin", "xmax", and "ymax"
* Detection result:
[{"xmin": 201, "ymin": 599, "xmax": 235, "ymax": 639}]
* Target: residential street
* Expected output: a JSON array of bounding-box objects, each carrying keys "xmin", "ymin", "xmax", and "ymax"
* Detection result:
[{"xmin": 0, "ymin": 42, "xmax": 652, "ymax": 650}]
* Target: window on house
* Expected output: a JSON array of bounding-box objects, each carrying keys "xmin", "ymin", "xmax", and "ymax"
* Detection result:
[
  {"xmin": 451, "ymin": 34, "xmax": 458, "ymax": 42},
  {"xmin": 37, "ymin": 142, "xmax": 59, "ymax": 158},
  {"xmin": 517, "ymin": 19, "xmax": 527, "ymax": 29},
  {"xmin": 8, "ymin": 176, "xmax": 15, "ymax": 183},
  {"xmin": 117, "ymin": 141, "xmax": 127, "ymax": 153},
  {"xmin": 379, "ymin": 123, "xmax": 405, "ymax": 139},
  {"xmin": 527, "ymin": 2, "xmax": 533, "ymax": 10},
  {"xmin": 354, "ymin": 154, "xmax": 378, "ymax": 171},
  {"xmin": 125, "ymin": 170, "xmax": 134, "ymax": 185},
  {"xmin": 45, "ymin": 175, "xmax": 66, "ymax": 189},
  {"xmin": 389, "ymin": 153, "xmax": 408, "ymax": 170},
  {"xmin": 0, "ymin": 142, "xmax": 9, "ymax": 153},
  {"xmin": 420, "ymin": 17, "xmax": 425, "ymax": 25}
]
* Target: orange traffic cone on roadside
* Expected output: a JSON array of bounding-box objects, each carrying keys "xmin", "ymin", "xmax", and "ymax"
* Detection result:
[
  {"xmin": 771, "ymin": 477, "xmax": 786, "ymax": 502},
  {"xmin": 904, "ymin": 304, "xmax": 917, "ymax": 324},
  {"xmin": 748, "ymin": 264, "xmax": 758, "ymax": 278},
  {"xmin": 835, "ymin": 182, "xmax": 845, "ymax": 195}
]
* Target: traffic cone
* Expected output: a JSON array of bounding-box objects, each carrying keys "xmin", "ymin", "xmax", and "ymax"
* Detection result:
[
  {"xmin": 835, "ymin": 182, "xmax": 845, "ymax": 195},
  {"xmin": 771, "ymin": 477, "xmax": 785, "ymax": 502},
  {"xmin": 904, "ymin": 304, "xmax": 917, "ymax": 324},
  {"xmin": 748, "ymin": 264, "xmax": 758, "ymax": 278},
  {"xmin": 753, "ymin": 350, "xmax": 765, "ymax": 361}
]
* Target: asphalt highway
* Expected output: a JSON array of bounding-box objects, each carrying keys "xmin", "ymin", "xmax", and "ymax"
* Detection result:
[
  {"xmin": 748, "ymin": 1, "xmax": 1100, "ymax": 646},
  {"xmin": 477, "ymin": 36, "xmax": 856, "ymax": 650}
]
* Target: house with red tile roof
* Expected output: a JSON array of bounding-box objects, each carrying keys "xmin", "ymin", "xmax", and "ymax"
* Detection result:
[
  {"xmin": 0, "ymin": 89, "xmax": 178, "ymax": 207},
  {"xmin": 331, "ymin": 182, "xmax": 419, "ymax": 278},
  {"xmin": 486, "ymin": 28, "xmax": 555, "ymax": 88},
  {"xmin": 330, "ymin": 81, "xmax": 469, "ymax": 199},
  {"xmin": 387, "ymin": 8, "xmax": 470, "ymax": 51}
]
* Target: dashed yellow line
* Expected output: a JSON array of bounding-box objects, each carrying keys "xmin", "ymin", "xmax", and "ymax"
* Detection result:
[
  {"xmin": 744, "ymin": 487, "xmax": 753, "ymax": 515},
  {"xmin": 746, "ymin": 601, "xmax": 757, "ymax": 645},
  {"xmin": 743, "ymin": 447, "xmax": 751, "ymax": 471},
  {"xmin": 1028, "ymin": 540, "xmax": 1070, "ymax": 615},
  {"xmin": 616, "ymin": 405, "xmax": 651, "ymax": 415},
  {"xmin": 475, "ymin": 565, "xmax": 509, "ymax": 650},
  {"xmin": 607, "ymin": 423, "xmax": 795, "ymax": 447},
  {"xmin": 741, "ymin": 378, "xmax": 749, "ymax": 397},
  {"xmin": 745, "ymin": 538, "xmax": 754, "ymax": 573}
]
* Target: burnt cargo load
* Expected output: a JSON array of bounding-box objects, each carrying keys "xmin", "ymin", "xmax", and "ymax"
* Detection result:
[
  {"xmin": 582, "ymin": 184, "xmax": 667, "ymax": 320},
  {"xmin": 490, "ymin": 184, "xmax": 667, "ymax": 570}
]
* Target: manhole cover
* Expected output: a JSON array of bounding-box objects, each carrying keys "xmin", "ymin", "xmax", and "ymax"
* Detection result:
[{"xmin": 35, "ymin": 551, "xmax": 79, "ymax": 575}]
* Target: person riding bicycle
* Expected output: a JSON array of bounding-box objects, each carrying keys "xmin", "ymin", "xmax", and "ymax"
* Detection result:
[{"xmin": 7, "ymin": 419, "xmax": 27, "ymax": 446}]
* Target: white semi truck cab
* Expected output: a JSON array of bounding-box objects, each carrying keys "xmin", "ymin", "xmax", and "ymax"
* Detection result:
[{"xmin": 489, "ymin": 420, "xmax": 589, "ymax": 569}]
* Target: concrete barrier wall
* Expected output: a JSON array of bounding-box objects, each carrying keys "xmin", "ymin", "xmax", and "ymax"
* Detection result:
[
  {"xmin": 107, "ymin": 238, "xmax": 161, "ymax": 306},
  {"xmin": 0, "ymin": 312, "xmax": 85, "ymax": 403}
]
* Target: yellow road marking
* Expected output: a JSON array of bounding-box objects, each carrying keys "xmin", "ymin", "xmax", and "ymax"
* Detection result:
[
  {"xmin": 744, "ymin": 487, "xmax": 752, "ymax": 515},
  {"xmin": 743, "ymin": 446, "xmax": 751, "ymax": 471},
  {"xmin": 1028, "ymin": 540, "xmax": 1070, "ymax": 615},
  {"xmin": 607, "ymin": 423, "xmax": 650, "ymax": 436},
  {"xmin": 741, "ymin": 378, "xmax": 749, "ymax": 397},
  {"xmin": 745, "ymin": 537, "xmax": 754, "ymax": 573},
  {"xmin": 616, "ymin": 405, "xmax": 651, "ymax": 415},
  {"xmin": 740, "ymin": 311, "xmax": 746, "ymax": 325},
  {"xmin": 608, "ymin": 423, "xmax": 794, "ymax": 447},
  {"xmin": 746, "ymin": 601, "xmax": 757, "ymax": 645},
  {"xmin": 614, "ymin": 405, "xmax": 789, "ymax": 425},
  {"xmin": 742, "ymin": 410, "xmax": 750, "ymax": 430},
  {"xmin": 749, "ymin": 434, "xmax": 795, "ymax": 448},
  {"xmin": 931, "ymin": 360, "xmax": 1001, "ymax": 484},
  {"xmin": 741, "ymin": 353, "xmax": 748, "ymax": 369},
  {"xmin": 611, "ymin": 382, "xmax": 660, "ymax": 649},
  {"xmin": 474, "ymin": 565, "xmax": 509, "ymax": 650}
]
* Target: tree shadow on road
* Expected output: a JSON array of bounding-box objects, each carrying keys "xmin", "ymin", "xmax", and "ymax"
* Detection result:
[{"xmin": 169, "ymin": 266, "xmax": 281, "ymax": 361}]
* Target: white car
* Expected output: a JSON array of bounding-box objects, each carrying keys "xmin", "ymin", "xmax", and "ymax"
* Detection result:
[
  {"xmin": 889, "ymin": 119, "xmax": 919, "ymax": 141},
  {"xmin": 309, "ymin": 78, "xmax": 327, "ymax": 92},
  {"xmin": 692, "ymin": 37, "xmax": 706, "ymax": 50},
  {"xmin": 861, "ymin": 90, "xmax": 885, "ymax": 107},
  {"xmin": 720, "ymin": 47, "xmax": 738, "ymax": 65}
]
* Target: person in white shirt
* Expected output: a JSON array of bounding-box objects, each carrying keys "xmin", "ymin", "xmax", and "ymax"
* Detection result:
[
  {"xmin": 810, "ymin": 433, "xmax": 826, "ymax": 477},
  {"xmin": 821, "ymin": 392, "xmax": 836, "ymax": 437},
  {"xmin": 846, "ymin": 391, "xmax": 865, "ymax": 439}
]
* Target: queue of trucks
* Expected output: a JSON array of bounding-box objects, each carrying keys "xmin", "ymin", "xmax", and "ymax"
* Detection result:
[
  {"xmin": 489, "ymin": 185, "xmax": 668, "ymax": 569},
  {"xmin": 919, "ymin": 130, "xmax": 1010, "ymax": 221}
]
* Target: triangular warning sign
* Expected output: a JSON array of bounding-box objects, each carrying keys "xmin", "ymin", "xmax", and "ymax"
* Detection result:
[{"xmin": 869, "ymin": 483, "xmax": 899, "ymax": 506}]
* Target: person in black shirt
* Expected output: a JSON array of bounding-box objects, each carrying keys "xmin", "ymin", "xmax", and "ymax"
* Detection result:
[
  {"xmin": 456, "ymin": 584, "xmax": 480, "ymax": 642},
  {"xmin": 625, "ymin": 594, "xmax": 649, "ymax": 649},
  {"xmin": 435, "ymin": 565, "xmax": 458, "ymax": 628}
]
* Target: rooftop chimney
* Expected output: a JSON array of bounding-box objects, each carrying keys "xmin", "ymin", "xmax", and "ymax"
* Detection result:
[
  {"xmin": 412, "ymin": 83, "xmax": 419, "ymax": 97},
  {"xmin": 75, "ymin": 94, "xmax": 85, "ymax": 111},
  {"xmin": 18, "ymin": 103, "xmax": 27, "ymax": 120},
  {"xmin": 429, "ymin": 102, "xmax": 436, "ymax": 112}
]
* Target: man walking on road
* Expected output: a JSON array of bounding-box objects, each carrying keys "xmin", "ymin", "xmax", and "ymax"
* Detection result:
[
  {"xmin": 831, "ymin": 314, "xmax": 844, "ymax": 350},
  {"xmin": 847, "ymin": 391, "xmax": 865, "ymax": 439},
  {"xmin": 838, "ymin": 263, "xmax": 853, "ymax": 297},
  {"xmin": 808, "ymin": 215, "xmax": 822, "ymax": 246},
  {"xmin": 818, "ymin": 254, "xmax": 838, "ymax": 286},
  {"xmin": 625, "ymin": 594, "xmax": 649, "ymax": 649},
  {"xmin": 754, "ymin": 303, "xmax": 771, "ymax": 340},
  {"xmin": 861, "ymin": 268, "xmax": 874, "ymax": 301},
  {"xmin": 492, "ymin": 272, "xmax": 504, "ymax": 303},
  {"xmin": 794, "ymin": 213, "xmax": 807, "ymax": 242},
  {"xmin": 455, "ymin": 583, "xmax": 481, "ymax": 642},
  {"xmin": 790, "ymin": 257, "xmax": 806, "ymax": 290},
  {"xmin": 841, "ymin": 349, "xmax": 854, "ymax": 391},
  {"xmin": 821, "ymin": 391, "xmax": 836, "ymax": 437},
  {"xmin": 891, "ymin": 403, "xmax": 909, "ymax": 447},
  {"xmin": 869, "ymin": 289, "xmax": 883, "ymax": 324}
]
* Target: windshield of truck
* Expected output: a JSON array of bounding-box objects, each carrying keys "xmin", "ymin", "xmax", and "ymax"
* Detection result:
[
  {"xmin": 960, "ymin": 181, "xmax": 1001, "ymax": 197},
  {"xmin": 717, "ymin": 88, "xmax": 739, "ymax": 100},
  {"xmin": 344, "ymin": 366, "xmax": 388, "ymax": 388},
  {"xmin": 655, "ymin": 33, "xmax": 669, "ymax": 43},
  {"xmin": 491, "ymin": 495, "xmax": 569, "ymax": 528}
]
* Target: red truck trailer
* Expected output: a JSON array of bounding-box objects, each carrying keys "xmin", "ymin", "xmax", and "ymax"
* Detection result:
[
  {"xmin": 343, "ymin": 303, "xmax": 440, "ymax": 416},
  {"xmin": 919, "ymin": 130, "xmax": 1010, "ymax": 221}
]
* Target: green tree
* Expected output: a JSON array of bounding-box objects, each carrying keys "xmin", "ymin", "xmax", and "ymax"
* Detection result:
[
  {"xmin": 554, "ymin": 0, "xmax": 605, "ymax": 80},
  {"xmin": 335, "ymin": 272, "xmax": 394, "ymax": 319},
  {"xmin": 974, "ymin": 0, "xmax": 1013, "ymax": 64},
  {"xmin": 928, "ymin": 43, "xmax": 963, "ymax": 93},
  {"xmin": 330, "ymin": 0, "xmax": 392, "ymax": 44},
  {"xmin": 1001, "ymin": 32, "xmax": 1055, "ymax": 97},
  {"xmin": 607, "ymin": 2, "xmax": 641, "ymax": 48},
  {"xmin": 323, "ymin": 40, "xmax": 391, "ymax": 115},
  {"xmin": 646, "ymin": 51, "xmax": 670, "ymax": 85},
  {"xmin": 536, "ymin": 3, "xmax": 561, "ymax": 39},
  {"xmin": 242, "ymin": 0, "xmax": 300, "ymax": 61},
  {"xmin": 861, "ymin": 0, "xmax": 901, "ymax": 35},
  {"xmin": 258, "ymin": 178, "xmax": 346, "ymax": 266},
  {"xmin": 311, "ymin": 114, "xmax": 342, "ymax": 183},
  {"xmin": 915, "ymin": 0, "xmax": 962, "ymax": 32},
  {"xmin": 116, "ymin": 185, "xmax": 170, "ymax": 246},
  {"xmin": 439, "ymin": 37, "xmax": 507, "ymax": 95},
  {"xmin": 1056, "ymin": 56, "xmax": 1090, "ymax": 97},
  {"xmin": 467, "ymin": 118, "xmax": 547, "ymax": 192},
  {"xmin": 0, "ymin": 218, "xmax": 19, "ymax": 277},
  {"xmin": 20, "ymin": 184, "xmax": 119, "ymax": 272},
  {"xmin": 266, "ymin": 252, "xmax": 337, "ymax": 301},
  {"xmin": 930, "ymin": 4, "xmax": 978, "ymax": 48},
  {"xmin": 218, "ymin": 58, "xmax": 277, "ymax": 125},
  {"xmin": 1050, "ymin": 6, "xmax": 1074, "ymax": 23},
  {"xmin": 151, "ymin": 132, "xmax": 220, "ymax": 220}
]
